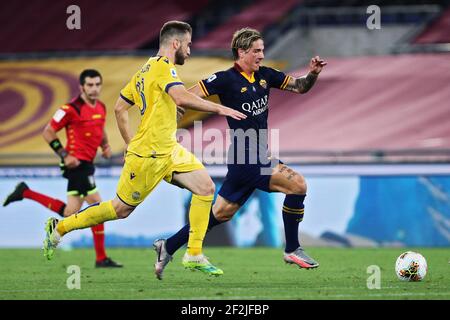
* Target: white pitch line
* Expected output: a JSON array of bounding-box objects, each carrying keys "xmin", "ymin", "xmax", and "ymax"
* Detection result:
[
  {"xmin": 316, "ymin": 292, "xmax": 450, "ymax": 298},
  {"xmin": 1, "ymin": 289, "xmax": 449, "ymax": 300}
]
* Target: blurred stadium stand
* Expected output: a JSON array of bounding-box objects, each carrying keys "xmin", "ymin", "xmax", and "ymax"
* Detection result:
[
  {"xmin": 414, "ymin": 7, "xmax": 450, "ymax": 44},
  {"xmin": 193, "ymin": 0, "xmax": 300, "ymax": 50},
  {"xmin": 0, "ymin": 0, "xmax": 209, "ymax": 53},
  {"xmin": 1, "ymin": 0, "xmax": 450, "ymax": 166},
  {"xmin": 186, "ymin": 54, "xmax": 450, "ymax": 164},
  {"xmin": 265, "ymin": 2, "xmax": 447, "ymax": 68},
  {"xmin": 0, "ymin": 57, "xmax": 286, "ymax": 165}
]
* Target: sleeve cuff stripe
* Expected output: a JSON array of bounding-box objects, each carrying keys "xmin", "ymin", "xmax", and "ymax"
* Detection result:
[
  {"xmin": 280, "ymin": 76, "xmax": 290, "ymax": 90},
  {"xmin": 198, "ymin": 80, "xmax": 209, "ymax": 96},
  {"xmin": 165, "ymin": 82, "xmax": 184, "ymax": 93},
  {"xmin": 279, "ymin": 76, "xmax": 288, "ymax": 89},
  {"xmin": 120, "ymin": 93, "xmax": 134, "ymax": 105}
]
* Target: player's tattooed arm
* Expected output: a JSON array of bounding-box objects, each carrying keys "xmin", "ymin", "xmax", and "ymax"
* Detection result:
[
  {"xmin": 285, "ymin": 73, "xmax": 319, "ymax": 94},
  {"xmin": 284, "ymin": 56, "xmax": 327, "ymax": 94}
]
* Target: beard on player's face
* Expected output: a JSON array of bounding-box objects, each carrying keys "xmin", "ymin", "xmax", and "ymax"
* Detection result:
[{"xmin": 175, "ymin": 47, "xmax": 186, "ymax": 65}]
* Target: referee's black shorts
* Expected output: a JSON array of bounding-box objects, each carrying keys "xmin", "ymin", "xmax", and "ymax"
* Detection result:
[{"xmin": 60, "ymin": 161, "xmax": 97, "ymax": 197}]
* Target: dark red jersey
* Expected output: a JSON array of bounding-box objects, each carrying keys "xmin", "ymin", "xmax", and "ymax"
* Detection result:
[{"xmin": 50, "ymin": 95, "xmax": 106, "ymax": 162}]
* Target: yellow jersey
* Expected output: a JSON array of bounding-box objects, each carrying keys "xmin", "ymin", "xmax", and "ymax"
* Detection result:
[{"xmin": 120, "ymin": 56, "xmax": 183, "ymax": 157}]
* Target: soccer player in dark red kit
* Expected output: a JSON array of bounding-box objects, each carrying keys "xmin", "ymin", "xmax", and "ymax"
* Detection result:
[{"xmin": 3, "ymin": 69, "xmax": 122, "ymax": 268}]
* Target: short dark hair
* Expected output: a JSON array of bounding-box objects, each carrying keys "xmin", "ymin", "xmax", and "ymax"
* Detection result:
[
  {"xmin": 160, "ymin": 21, "xmax": 192, "ymax": 45},
  {"xmin": 231, "ymin": 28, "xmax": 262, "ymax": 60},
  {"xmin": 79, "ymin": 69, "xmax": 102, "ymax": 85}
]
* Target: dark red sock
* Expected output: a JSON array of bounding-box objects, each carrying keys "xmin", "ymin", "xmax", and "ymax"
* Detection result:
[
  {"xmin": 91, "ymin": 224, "xmax": 107, "ymax": 262},
  {"xmin": 23, "ymin": 189, "xmax": 66, "ymax": 216}
]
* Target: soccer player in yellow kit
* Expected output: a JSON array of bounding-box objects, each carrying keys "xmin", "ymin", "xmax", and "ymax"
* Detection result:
[{"xmin": 42, "ymin": 21, "xmax": 246, "ymax": 277}]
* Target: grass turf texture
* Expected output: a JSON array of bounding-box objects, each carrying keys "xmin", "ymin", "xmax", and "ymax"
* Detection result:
[{"xmin": 0, "ymin": 247, "xmax": 448, "ymax": 300}]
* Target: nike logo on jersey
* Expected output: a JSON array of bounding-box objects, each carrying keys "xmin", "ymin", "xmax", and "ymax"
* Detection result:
[{"xmin": 130, "ymin": 173, "xmax": 136, "ymax": 180}]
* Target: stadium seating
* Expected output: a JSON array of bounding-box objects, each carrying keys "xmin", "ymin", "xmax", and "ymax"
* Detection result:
[
  {"xmin": 2, "ymin": 53, "xmax": 448, "ymax": 164},
  {"xmin": 0, "ymin": 0, "xmax": 208, "ymax": 53},
  {"xmin": 193, "ymin": 0, "xmax": 300, "ymax": 49},
  {"xmin": 301, "ymin": 0, "xmax": 447, "ymax": 6},
  {"xmin": 414, "ymin": 7, "xmax": 450, "ymax": 44}
]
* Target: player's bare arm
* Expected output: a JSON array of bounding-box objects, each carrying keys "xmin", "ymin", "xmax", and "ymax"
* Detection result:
[
  {"xmin": 42, "ymin": 124, "xmax": 80, "ymax": 169},
  {"xmin": 168, "ymin": 84, "xmax": 246, "ymax": 120},
  {"xmin": 175, "ymin": 84, "xmax": 205, "ymax": 121},
  {"xmin": 114, "ymin": 96, "xmax": 134, "ymax": 145},
  {"xmin": 284, "ymin": 56, "xmax": 327, "ymax": 94}
]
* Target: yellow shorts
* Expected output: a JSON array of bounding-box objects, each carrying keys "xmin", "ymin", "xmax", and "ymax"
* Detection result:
[{"xmin": 116, "ymin": 143, "xmax": 204, "ymax": 206}]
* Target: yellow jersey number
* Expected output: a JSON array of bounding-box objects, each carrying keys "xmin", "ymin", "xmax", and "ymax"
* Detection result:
[{"xmin": 136, "ymin": 77, "xmax": 146, "ymax": 115}]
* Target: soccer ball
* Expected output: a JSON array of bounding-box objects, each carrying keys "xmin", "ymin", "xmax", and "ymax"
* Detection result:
[{"xmin": 395, "ymin": 251, "xmax": 427, "ymax": 282}]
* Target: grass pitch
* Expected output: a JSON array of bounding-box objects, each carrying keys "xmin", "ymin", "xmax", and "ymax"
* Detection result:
[{"xmin": 0, "ymin": 247, "xmax": 449, "ymax": 300}]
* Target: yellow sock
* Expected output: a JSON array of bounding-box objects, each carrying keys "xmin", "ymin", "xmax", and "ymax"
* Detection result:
[
  {"xmin": 56, "ymin": 200, "xmax": 117, "ymax": 236},
  {"xmin": 187, "ymin": 194, "xmax": 213, "ymax": 256}
]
